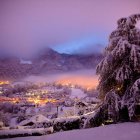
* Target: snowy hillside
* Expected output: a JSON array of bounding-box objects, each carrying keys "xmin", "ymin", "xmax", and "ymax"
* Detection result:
[
  {"xmin": 0, "ymin": 48, "xmax": 102, "ymax": 81},
  {"xmin": 3, "ymin": 123, "xmax": 140, "ymax": 140}
]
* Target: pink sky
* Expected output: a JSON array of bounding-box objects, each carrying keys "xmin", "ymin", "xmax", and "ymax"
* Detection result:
[{"xmin": 0, "ymin": 0, "xmax": 140, "ymax": 57}]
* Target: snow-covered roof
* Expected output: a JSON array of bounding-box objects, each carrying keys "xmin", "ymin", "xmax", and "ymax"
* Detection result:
[
  {"xmin": 54, "ymin": 115, "xmax": 80, "ymax": 123},
  {"xmin": 19, "ymin": 114, "xmax": 50, "ymax": 126}
]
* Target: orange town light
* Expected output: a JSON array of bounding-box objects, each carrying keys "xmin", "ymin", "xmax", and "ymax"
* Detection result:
[{"xmin": 0, "ymin": 81, "xmax": 10, "ymax": 85}]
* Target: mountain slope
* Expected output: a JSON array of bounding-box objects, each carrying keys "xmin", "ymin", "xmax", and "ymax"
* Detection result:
[{"xmin": 0, "ymin": 48, "xmax": 102, "ymax": 81}]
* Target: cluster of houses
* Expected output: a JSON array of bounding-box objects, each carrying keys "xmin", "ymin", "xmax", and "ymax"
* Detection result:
[{"xmin": 0, "ymin": 81, "xmax": 100, "ymax": 133}]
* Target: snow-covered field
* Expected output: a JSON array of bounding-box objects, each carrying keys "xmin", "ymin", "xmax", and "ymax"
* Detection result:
[{"xmin": 4, "ymin": 123, "xmax": 140, "ymax": 140}]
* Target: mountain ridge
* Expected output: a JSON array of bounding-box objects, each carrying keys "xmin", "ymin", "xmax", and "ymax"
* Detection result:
[{"xmin": 0, "ymin": 48, "xmax": 102, "ymax": 81}]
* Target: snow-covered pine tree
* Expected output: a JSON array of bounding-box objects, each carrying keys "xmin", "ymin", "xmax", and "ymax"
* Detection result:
[{"xmin": 96, "ymin": 14, "xmax": 140, "ymax": 121}]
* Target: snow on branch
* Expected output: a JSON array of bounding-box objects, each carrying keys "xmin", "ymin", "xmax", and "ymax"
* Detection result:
[
  {"xmin": 112, "ymin": 39, "xmax": 130, "ymax": 57},
  {"xmin": 117, "ymin": 14, "xmax": 140, "ymax": 29},
  {"xmin": 115, "ymin": 65, "xmax": 132, "ymax": 82},
  {"xmin": 123, "ymin": 79, "xmax": 140, "ymax": 118},
  {"xmin": 130, "ymin": 45, "xmax": 140, "ymax": 70},
  {"xmin": 96, "ymin": 57, "xmax": 108, "ymax": 74},
  {"xmin": 104, "ymin": 90, "xmax": 121, "ymax": 113}
]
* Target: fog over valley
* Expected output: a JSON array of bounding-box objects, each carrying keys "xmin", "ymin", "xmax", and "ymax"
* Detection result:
[{"xmin": 23, "ymin": 69, "xmax": 98, "ymax": 89}]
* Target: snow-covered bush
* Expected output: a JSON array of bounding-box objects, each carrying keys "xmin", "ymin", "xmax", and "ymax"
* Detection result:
[{"xmin": 53, "ymin": 116, "xmax": 81, "ymax": 132}]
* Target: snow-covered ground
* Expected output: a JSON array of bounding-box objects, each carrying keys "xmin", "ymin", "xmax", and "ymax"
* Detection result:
[
  {"xmin": 3, "ymin": 123, "xmax": 140, "ymax": 140},
  {"xmin": 0, "ymin": 127, "xmax": 53, "ymax": 138}
]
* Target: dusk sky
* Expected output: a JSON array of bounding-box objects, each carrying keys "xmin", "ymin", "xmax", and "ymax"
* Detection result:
[{"xmin": 0, "ymin": 0, "xmax": 140, "ymax": 57}]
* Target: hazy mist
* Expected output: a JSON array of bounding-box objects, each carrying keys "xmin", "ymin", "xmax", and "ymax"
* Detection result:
[{"xmin": 0, "ymin": 0, "xmax": 140, "ymax": 57}]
